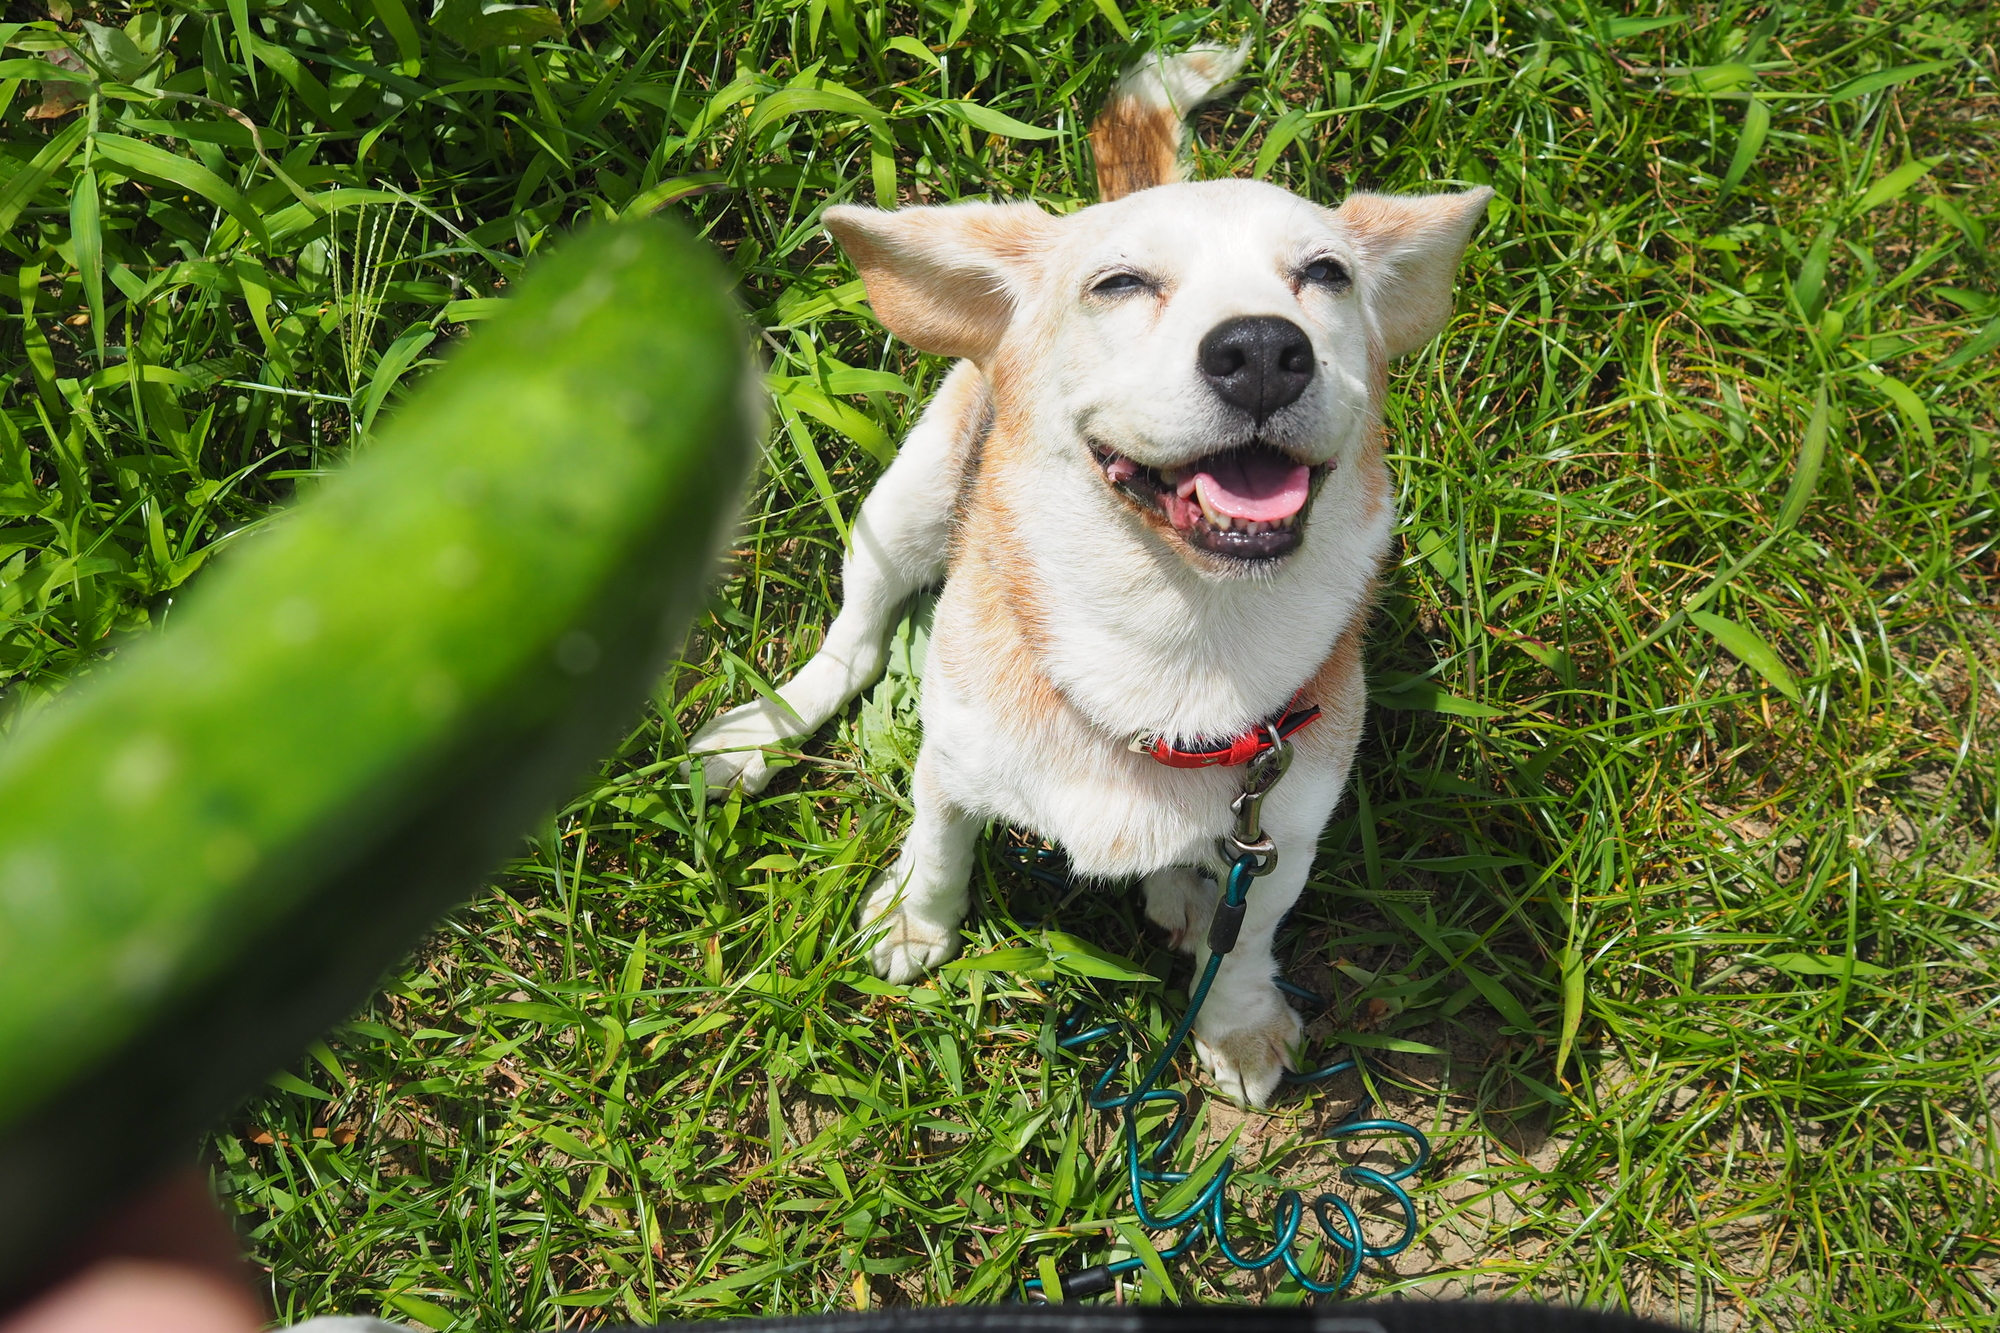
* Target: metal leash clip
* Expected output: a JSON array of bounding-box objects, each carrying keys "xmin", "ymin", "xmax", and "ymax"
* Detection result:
[{"xmin": 1216, "ymin": 725, "xmax": 1289, "ymax": 877}]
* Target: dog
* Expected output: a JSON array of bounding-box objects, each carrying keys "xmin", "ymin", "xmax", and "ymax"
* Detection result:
[{"xmin": 691, "ymin": 46, "xmax": 1490, "ymax": 1106}]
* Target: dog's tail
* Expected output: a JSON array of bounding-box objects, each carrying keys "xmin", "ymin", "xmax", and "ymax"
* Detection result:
[{"xmin": 1090, "ymin": 43, "xmax": 1249, "ymax": 202}]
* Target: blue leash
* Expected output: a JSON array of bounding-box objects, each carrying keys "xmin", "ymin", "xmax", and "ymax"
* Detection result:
[{"xmin": 1011, "ymin": 740, "xmax": 1430, "ymax": 1300}]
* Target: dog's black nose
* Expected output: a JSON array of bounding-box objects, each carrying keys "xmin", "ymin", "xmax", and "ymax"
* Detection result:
[{"xmin": 1198, "ymin": 316, "xmax": 1316, "ymax": 422}]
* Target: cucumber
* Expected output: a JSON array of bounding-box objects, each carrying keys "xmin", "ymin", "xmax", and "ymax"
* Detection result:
[{"xmin": 0, "ymin": 219, "xmax": 755, "ymax": 1295}]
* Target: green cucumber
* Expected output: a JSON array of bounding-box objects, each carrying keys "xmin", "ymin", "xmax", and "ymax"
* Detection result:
[{"xmin": 0, "ymin": 218, "xmax": 754, "ymax": 1294}]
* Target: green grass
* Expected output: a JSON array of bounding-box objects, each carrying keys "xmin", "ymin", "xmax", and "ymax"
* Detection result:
[{"xmin": 4, "ymin": 0, "xmax": 1999, "ymax": 1327}]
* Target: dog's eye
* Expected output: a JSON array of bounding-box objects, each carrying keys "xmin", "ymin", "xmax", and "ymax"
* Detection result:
[
  {"xmin": 1092, "ymin": 272, "xmax": 1147, "ymax": 294},
  {"xmin": 1300, "ymin": 258, "xmax": 1351, "ymax": 290}
]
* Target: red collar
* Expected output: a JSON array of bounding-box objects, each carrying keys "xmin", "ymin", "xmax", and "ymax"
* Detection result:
[{"xmin": 1128, "ymin": 691, "xmax": 1321, "ymax": 769}]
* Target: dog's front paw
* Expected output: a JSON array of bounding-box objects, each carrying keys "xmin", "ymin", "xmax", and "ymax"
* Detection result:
[
  {"xmin": 1193, "ymin": 980, "xmax": 1303, "ymax": 1108},
  {"xmin": 690, "ymin": 745, "xmax": 773, "ymax": 794},
  {"xmin": 861, "ymin": 876, "xmax": 964, "ymax": 983},
  {"xmin": 1142, "ymin": 867, "xmax": 1219, "ymax": 954},
  {"xmin": 686, "ymin": 699, "xmax": 799, "ymax": 794}
]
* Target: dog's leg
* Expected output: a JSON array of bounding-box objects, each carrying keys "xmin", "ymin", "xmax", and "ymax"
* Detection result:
[
  {"xmin": 861, "ymin": 745, "xmax": 979, "ymax": 982},
  {"xmin": 1188, "ymin": 856, "xmax": 1314, "ymax": 1108},
  {"xmin": 690, "ymin": 364, "xmax": 986, "ymax": 792},
  {"xmin": 1142, "ymin": 867, "xmax": 1219, "ymax": 953}
]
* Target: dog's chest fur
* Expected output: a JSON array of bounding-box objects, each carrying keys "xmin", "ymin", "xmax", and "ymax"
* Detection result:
[{"xmin": 919, "ymin": 386, "xmax": 1394, "ymax": 878}]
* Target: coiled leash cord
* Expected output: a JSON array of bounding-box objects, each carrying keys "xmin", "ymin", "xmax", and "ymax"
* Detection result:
[{"xmin": 1017, "ymin": 739, "xmax": 1430, "ymax": 1301}]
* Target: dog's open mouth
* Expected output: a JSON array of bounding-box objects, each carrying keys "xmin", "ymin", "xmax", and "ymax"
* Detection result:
[{"xmin": 1094, "ymin": 442, "xmax": 1322, "ymax": 561}]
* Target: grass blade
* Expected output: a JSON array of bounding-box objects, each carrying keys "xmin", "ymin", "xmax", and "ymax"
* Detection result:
[
  {"xmin": 1775, "ymin": 382, "xmax": 1830, "ymax": 532},
  {"xmin": 1856, "ymin": 157, "xmax": 1937, "ymax": 213},
  {"xmin": 1938, "ymin": 314, "xmax": 2000, "ymax": 371},
  {"xmin": 0, "ymin": 118, "xmax": 88, "ymax": 234},
  {"xmin": 68, "ymin": 155, "xmax": 104, "ymax": 363},
  {"xmin": 935, "ymin": 98, "xmax": 1061, "ymax": 141},
  {"xmin": 1552, "ymin": 946, "xmax": 1584, "ymax": 1084},
  {"xmin": 1086, "ymin": 0, "xmax": 1132, "ymax": 41},
  {"xmin": 369, "ymin": 0, "xmax": 423, "ymax": 76},
  {"xmin": 1689, "ymin": 610, "xmax": 1803, "ymax": 702},
  {"xmin": 1252, "ymin": 108, "xmax": 1308, "ymax": 179},
  {"xmin": 1858, "ymin": 369, "xmax": 1933, "ymax": 448},
  {"xmin": 92, "ymin": 132, "xmax": 272, "ymax": 248},
  {"xmin": 1826, "ymin": 60, "xmax": 1950, "ymax": 102},
  {"xmin": 358, "ymin": 324, "xmax": 438, "ymax": 433},
  {"xmin": 1719, "ymin": 97, "xmax": 1769, "ymax": 195},
  {"xmin": 746, "ymin": 86, "xmax": 887, "ymax": 139}
]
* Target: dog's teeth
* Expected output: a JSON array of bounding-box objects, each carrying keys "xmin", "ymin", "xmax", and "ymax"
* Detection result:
[{"xmin": 1198, "ymin": 494, "xmax": 1233, "ymax": 531}]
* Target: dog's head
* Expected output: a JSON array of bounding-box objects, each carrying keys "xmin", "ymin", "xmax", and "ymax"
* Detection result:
[{"xmin": 825, "ymin": 181, "xmax": 1488, "ymax": 572}]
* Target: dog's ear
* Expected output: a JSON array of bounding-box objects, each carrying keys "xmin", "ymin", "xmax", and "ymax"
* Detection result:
[
  {"xmin": 1328, "ymin": 188, "xmax": 1493, "ymax": 359},
  {"xmin": 823, "ymin": 202, "xmax": 1058, "ymax": 362}
]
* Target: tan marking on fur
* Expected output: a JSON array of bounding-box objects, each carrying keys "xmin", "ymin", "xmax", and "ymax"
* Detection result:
[
  {"xmin": 1294, "ymin": 597, "xmax": 1372, "ymax": 764},
  {"xmin": 1328, "ymin": 189, "xmax": 1493, "ymax": 360},
  {"xmin": 1335, "ymin": 193, "xmax": 1440, "ymax": 251},
  {"xmin": 935, "ymin": 546, "xmax": 1069, "ymax": 745},
  {"xmin": 1354, "ymin": 335, "xmax": 1396, "ymax": 522},
  {"xmin": 932, "ymin": 362, "xmax": 994, "ymax": 516},
  {"xmin": 943, "ymin": 349, "xmax": 1028, "ymax": 564},
  {"xmin": 1356, "ymin": 432, "xmax": 1392, "ymax": 520},
  {"xmin": 937, "ymin": 394, "xmax": 1071, "ymax": 743},
  {"xmin": 1091, "ymin": 94, "xmax": 1184, "ymax": 201},
  {"xmin": 822, "ymin": 203, "xmax": 1056, "ymax": 361},
  {"xmin": 1088, "ymin": 46, "xmax": 1245, "ymax": 202}
]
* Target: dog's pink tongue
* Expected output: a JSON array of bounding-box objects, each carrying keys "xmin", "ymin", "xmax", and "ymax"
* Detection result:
[{"xmin": 1190, "ymin": 452, "xmax": 1311, "ymax": 522}]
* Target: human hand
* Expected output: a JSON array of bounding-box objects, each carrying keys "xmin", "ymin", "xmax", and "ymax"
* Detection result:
[{"xmin": 1, "ymin": 1168, "xmax": 261, "ymax": 1333}]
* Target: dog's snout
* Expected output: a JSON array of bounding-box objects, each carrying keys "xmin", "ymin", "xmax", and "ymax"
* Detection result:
[{"xmin": 1197, "ymin": 316, "xmax": 1315, "ymax": 422}]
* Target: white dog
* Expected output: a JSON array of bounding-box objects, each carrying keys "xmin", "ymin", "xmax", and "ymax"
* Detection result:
[{"xmin": 693, "ymin": 47, "xmax": 1489, "ymax": 1106}]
